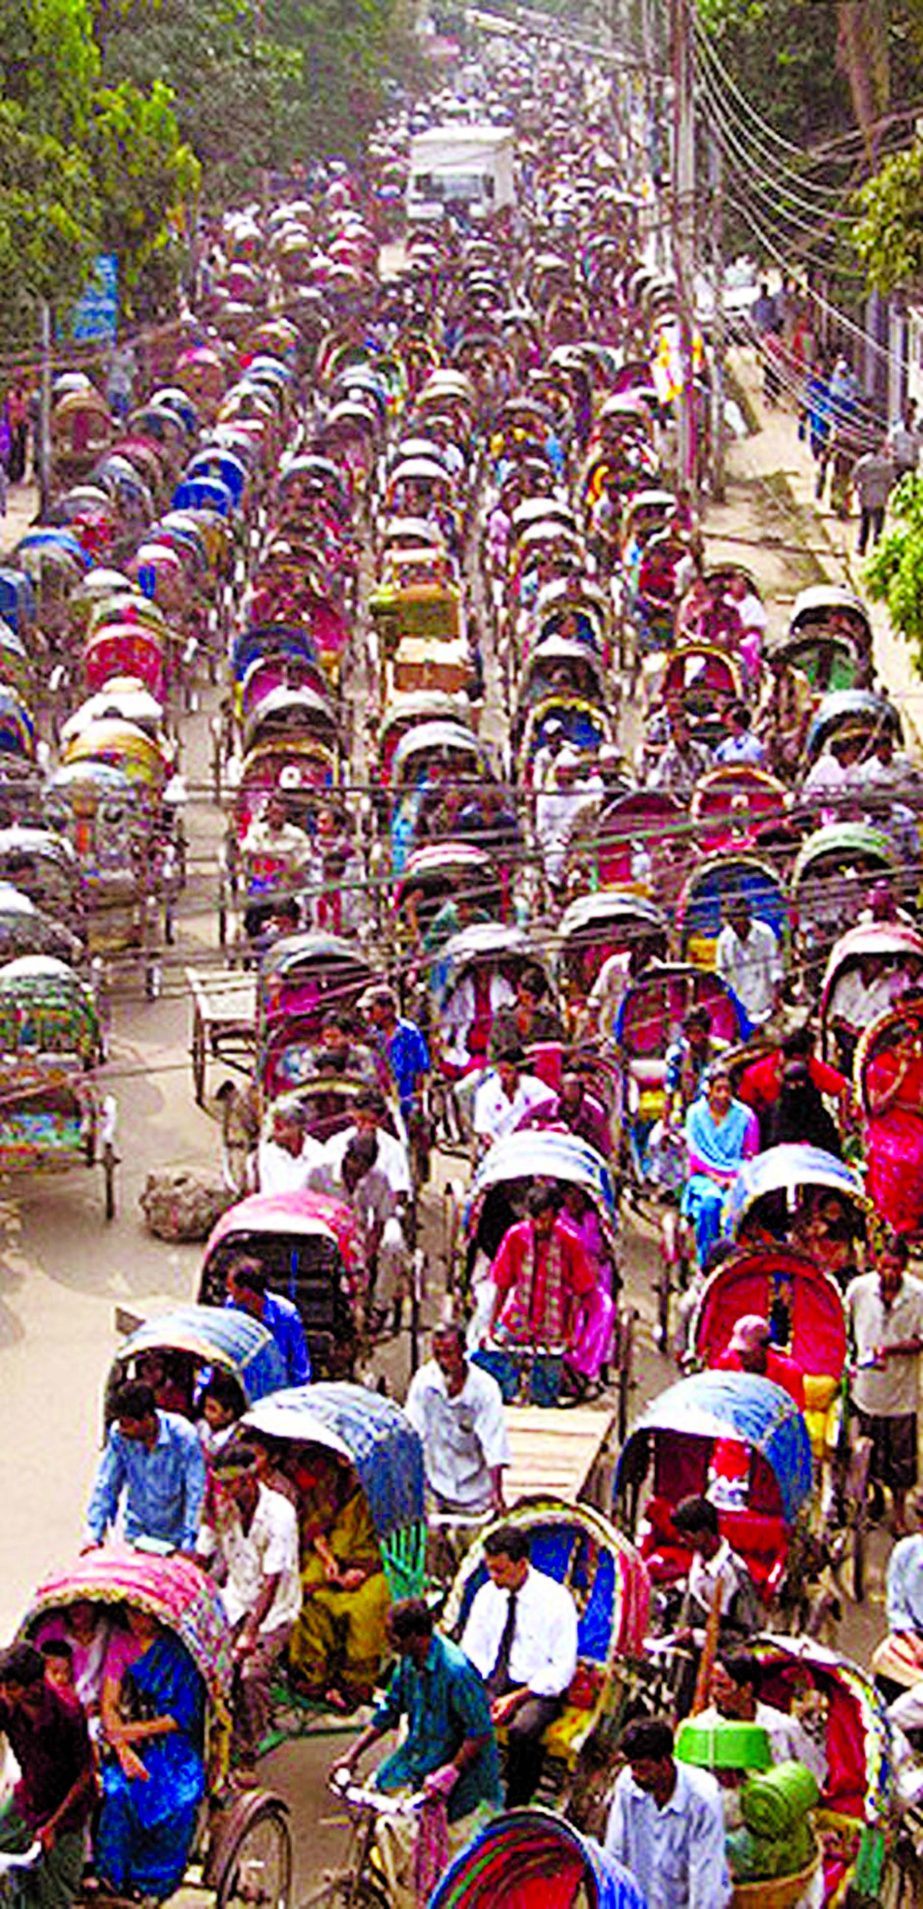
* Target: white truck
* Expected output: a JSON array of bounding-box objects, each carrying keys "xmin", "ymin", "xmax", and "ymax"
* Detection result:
[{"xmin": 406, "ymin": 123, "xmax": 515, "ymax": 224}]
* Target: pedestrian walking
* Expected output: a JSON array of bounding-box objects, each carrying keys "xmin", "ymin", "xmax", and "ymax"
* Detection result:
[
  {"xmin": 889, "ymin": 404, "xmax": 921, "ymax": 483},
  {"xmin": 852, "ymin": 437, "xmax": 894, "ymax": 554}
]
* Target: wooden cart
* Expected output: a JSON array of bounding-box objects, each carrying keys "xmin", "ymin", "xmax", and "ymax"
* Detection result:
[{"xmin": 187, "ymin": 965, "xmax": 257, "ymax": 1106}]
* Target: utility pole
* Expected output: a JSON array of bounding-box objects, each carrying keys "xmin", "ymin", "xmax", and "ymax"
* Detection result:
[
  {"xmin": 670, "ymin": 0, "xmax": 697, "ymax": 495},
  {"xmin": 708, "ymin": 131, "xmax": 726, "ymax": 502},
  {"xmin": 37, "ymin": 300, "xmax": 52, "ymax": 519}
]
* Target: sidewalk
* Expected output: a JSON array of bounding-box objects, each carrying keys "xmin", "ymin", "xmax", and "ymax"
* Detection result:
[{"xmin": 702, "ymin": 350, "xmax": 923, "ymax": 753}]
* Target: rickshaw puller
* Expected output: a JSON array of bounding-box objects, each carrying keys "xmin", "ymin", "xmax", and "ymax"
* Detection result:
[
  {"xmin": 330, "ymin": 1598, "xmax": 500, "ymax": 1909},
  {"xmin": 84, "ymin": 1380, "xmax": 206, "ymax": 1557}
]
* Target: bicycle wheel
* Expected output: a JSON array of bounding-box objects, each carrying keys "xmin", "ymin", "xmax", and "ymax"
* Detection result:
[{"xmin": 214, "ymin": 1796, "xmax": 292, "ymax": 1909}]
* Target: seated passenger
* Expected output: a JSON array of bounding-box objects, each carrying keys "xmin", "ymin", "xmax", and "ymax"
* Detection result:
[
  {"xmin": 490, "ymin": 966, "xmax": 565, "ymax": 1058},
  {"xmin": 486, "ymin": 1185, "xmax": 597, "ymax": 1356},
  {"xmin": 460, "ymin": 1524, "xmax": 578, "ymax": 1807},
  {"xmin": 697, "ymin": 1652, "xmax": 828, "ymax": 1787},
  {"xmin": 96, "ymin": 1606, "xmax": 205, "ymax": 1901},
  {"xmin": 288, "ymin": 1450, "xmax": 390, "ymax": 1712},
  {"xmin": 681, "ymin": 1066, "xmax": 759, "ymax": 1268},
  {"xmin": 713, "ymin": 1314, "xmax": 806, "ymax": 1409},
  {"xmin": 542, "ymin": 1070, "xmax": 611, "ymax": 1156},
  {"xmin": 473, "ymin": 1047, "xmax": 554, "ymax": 1150},
  {"xmin": 196, "ymin": 1445, "xmax": 301, "ymax": 1782}
]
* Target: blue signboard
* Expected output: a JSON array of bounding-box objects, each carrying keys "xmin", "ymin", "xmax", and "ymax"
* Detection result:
[{"xmin": 70, "ymin": 253, "xmax": 119, "ymax": 345}]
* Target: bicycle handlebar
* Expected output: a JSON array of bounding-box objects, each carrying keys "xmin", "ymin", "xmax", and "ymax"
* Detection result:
[{"xmin": 328, "ymin": 1768, "xmax": 425, "ymax": 1816}]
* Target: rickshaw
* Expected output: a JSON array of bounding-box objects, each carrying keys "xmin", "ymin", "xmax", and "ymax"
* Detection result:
[
  {"xmin": 532, "ymin": 580, "xmax": 612, "ymax": 659},
  {"xmin": 643, "ymin": 642, "xmax": 742, "ymax": 746},
  {"xmin": 854, "ymin": 995, "xmax": 923, "ymax": 1241},
  {"xmin": 106, "ymin": 1303, "xmax": 287, "ymax": 1419},
  {"xmin": 50, "ymin": 386, "xmax": 113, "ymax": 484},
  {"xmin": 674, "ymin": 853, "xmax": 789, "ymax": 971},
  {"xmin": 0, "ymin": 825, "xmax": 84, "ymax": 937},
  {"xmin": 819, "ymin": 921, "xmax": 923, "ymax": 1065},
  {"xmin": 461, "ymin": 1128, "xmax": 627, "ymax": 1419},
  {"xmin": 749, "ymin": 1635, "xmax": 905, "ymax": 1903},
  {"xmin": 258, "ymin": 931, "xmax": 376, "ymax": 1044},
  {"xmin": 517, "ymin": 696, "xmax": 614, "ymax": 787},
  {"xmin": 394, "ymin": 844, "xmax": 509, "ymax": 946},
  {"xmin": 423, "ymin": 919, "xmax": 536, "ymax": 1081},
  {"xmin": 562, "ymin": 784, "xmax": 682, "ymax": 896},
  {"xmin": 21, "ymin": 1549, "xmax": 293, "ymax": 1909},
  {"xmin": 442, "ymin": 1500, "xmax": 650, "ymax": 1813},
  {"xmin": 792, "ymin": 824, "xmax": 901, "ymax": 971},
  {"xmin": 510, "ymin": 639, "xmax": 610, "ymax": 748},
  {"xmin": 615, "ymin": 1370, "xmax": 814, "ymax": 1617},
  {"xmin": 788, "ymin": 584, "xmax": 873, "ymax": 657},
  {"xmin": 427, "ymin": 1807, "xmax": 647, "ymax": 1909},
  {"xmin": 0, "ymin": 954, "xmax": 116, "ymax": 1215},
  {"xmin": 376, "ymin": 692, "xmax": 473, "ymax": 782},
  {"xmin": 0, "ymin": 880, "xmax": 82, "ymax": 966},
  {"xmin": 802, "ymin": 692, "xmax": 901, "ymax": 769},
  {"xmin": 44, "ymin": 759, "xmax": 170, "ymax": 974},
  {"xmin": 691, "ymin": 766, "xmax": 789, "ymax": 853},
  {"xmin": 236, "ymin": 1381, "xmax": 425, "ymax": 1742},
  {"xmin": 0, "ymin": 617, "xmax": 33, "ymax": 704},
  {"xmin": 82, "ymin": 620, "xmax": 167, "ymax": 703},
  {"xmin": 555, "ymin": 892, "xmax": 669, "ymax": 1027},
  {"xmin": 198, "ymin": 1189, "xmax": 366, "ymax": 1380},
  {"xmin": 721, "ymin": 1144, "xmax": 870, "ymax": 1271},
  {"xmin": 61, "ymin": 717, "xmax": 169, "ymax": 797},
  {"xmin": 613, "ymin": 963, "xmax": 749, "ymax": 1183}
]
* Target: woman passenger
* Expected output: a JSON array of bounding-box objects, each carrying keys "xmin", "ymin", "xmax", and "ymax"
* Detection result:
[{"xmin": 96, "ymin": 1606, "xmax": 205, "ymax": 1901}]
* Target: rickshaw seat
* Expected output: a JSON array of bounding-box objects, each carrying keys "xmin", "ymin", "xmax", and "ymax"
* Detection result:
[
  {"xmin": 718, "ymin": 1509, "xmax": 789, "ymax": 1590},
  {"xmin": 638, "ymin": 1495, "xmax": 692, "ymax": 1584}
]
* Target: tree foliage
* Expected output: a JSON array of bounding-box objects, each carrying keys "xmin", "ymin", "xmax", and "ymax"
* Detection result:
[
  {"xmin": 853, "ymin": 138, "xmax": 923, "ymax": 291},
  {"xmin": 864, "ymin": 474, "xmax": 923, "ymax": 659}
]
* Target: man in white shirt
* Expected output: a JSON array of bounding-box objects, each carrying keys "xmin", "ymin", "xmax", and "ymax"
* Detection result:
[
  {"xmin": 696, "ymin": 1653, "xmax": 827, "ymax": 1786},
  {"xmin": 460, "ymin": 1523, "xmax": 578, "ymax": 1804},
  {"xmin": 472, "ymin": 1047, "xmax": 553, "ymax": 1151},
  {"xmin": 405, "ymin": 1323, "xmax": 509, "ymax": 1517},
  {"xmin": 310, "ymin": 1132, "xmax": 406, "ymax": 1330},
  {"xmin": 605, "ymin": 1714, "xmax": 732, "ymax": 1908},
  {"xmin": 715, "ymin": 894, "xmax": 784, "ymax": 1027},
  {"xmin": 196, "ymin": 1445, "xmax": 301, "ymax": 1778},
  {"xmin": 847, "ymin": 1236, "xmax": 923, "ymax": 1536},
  {"xmin": 256, "ymin": 1103, "xmax": 327, "ymax": 1195},
  {"xmin": 323, "ymin": 1088, "xmax": 412, "ymax": 1198}
]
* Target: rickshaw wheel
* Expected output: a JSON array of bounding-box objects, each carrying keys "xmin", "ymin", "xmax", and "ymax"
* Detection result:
[{"xmin": 210, "ymin": 1791, "xmax": 292, "ymax": 1909}]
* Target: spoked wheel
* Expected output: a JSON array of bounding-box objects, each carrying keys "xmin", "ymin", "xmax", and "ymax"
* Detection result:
[{"xmin": 212, "ymin": 1793, "xmax": 292, "ymax": 1909}]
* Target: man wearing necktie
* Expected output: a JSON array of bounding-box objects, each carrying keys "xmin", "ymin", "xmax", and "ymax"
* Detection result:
[{"xmin": 460, "ymin": 1524, "xmax": 579, "ymax": 1806}]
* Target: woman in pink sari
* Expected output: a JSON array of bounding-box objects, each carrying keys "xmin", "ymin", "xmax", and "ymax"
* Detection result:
[{"xmin": 866, "ymin": 1019, "xmax": 923, "ymax": 1235}]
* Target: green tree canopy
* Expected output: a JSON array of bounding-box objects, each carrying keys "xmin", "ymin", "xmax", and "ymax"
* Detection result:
[
  {"xmin": 864, "ymin": 474, "xmax": 923, "ymax": 659},
  {"xmin": 853, "ymin": 137, "xmax": 923, "ymax": 291}
]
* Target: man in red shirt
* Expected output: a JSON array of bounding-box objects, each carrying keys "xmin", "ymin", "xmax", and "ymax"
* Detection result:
[
  {"xmin": 738, "ymin": 1025, "xmax": 849, "ymax": 1136},
  {"xmin": 487, "ymin": 1186, "xmax": 597, "ymax": 1349},
  {"xmin": 715, "ymin": 1313, "xmax": 806, "ymax": 1408}
]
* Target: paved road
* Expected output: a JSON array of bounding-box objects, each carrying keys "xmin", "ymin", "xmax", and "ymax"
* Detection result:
[{"xmin": 0, "ymin": 361, "xmax": 903, "ymax": 1894}]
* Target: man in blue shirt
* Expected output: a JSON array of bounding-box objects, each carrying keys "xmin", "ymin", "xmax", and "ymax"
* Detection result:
[
  {"xmin": 84, "ymin": 1381, "xmax": 206, "ymax": 1555},
  {"xmin": 331, "ymin": 1598, "xmax": 500, "ymax": 1906},
  {"xmin": 226, "ymin": 1258, "xmax": 311, "ymax": 1387},
  {"xmin": 360, "ymin": 986, "xmax": 430, "ymax": 1125}
]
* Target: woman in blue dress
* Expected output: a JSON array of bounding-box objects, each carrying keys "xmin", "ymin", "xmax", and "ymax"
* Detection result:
[
  {"xmin": 681, "ymin": 1063, "xmax": 759, "ymax": 1267},
  {"xmin": 96, "ymin": 1605, "xmax": 205, "ymax": 1901}
]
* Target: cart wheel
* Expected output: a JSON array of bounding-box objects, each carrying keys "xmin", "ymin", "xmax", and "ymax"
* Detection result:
[
  {"xmin": 102, "ymin": 1142, "xmax": 116, "ymax": 1222},
  {"xmin": 616, "ymin": 1306, "xmax": 635, "ymax": 1445},
  {"xmin": 210, "ymin": 1792, "xmax": 292, "ymax": 1909},
  {"xmin": 218, "ymin": 901, "xmax": 228, "ymax": 949},
  {"xmin": 145, "ymin": 961, "xmax": 161, "ymax": 1001}
]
